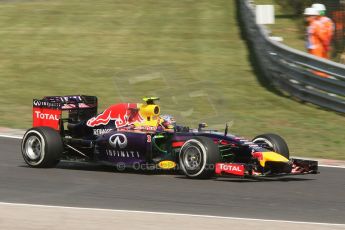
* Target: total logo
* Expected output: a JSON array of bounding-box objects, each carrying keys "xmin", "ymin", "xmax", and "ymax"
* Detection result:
[
  {"xmin": 34, "ymin": 111, "xmax": 59, "ymax": 120},
  {"xmin": 215, "ymin": 163, "xmax": 245, "ymax": 176},
  {"xmin": 219, "ymin": 164, "xmax": 242, "ymax": 172},
  {"xmin": 109, "ymin": 133, "xmax": 127, "ymax": 149}
]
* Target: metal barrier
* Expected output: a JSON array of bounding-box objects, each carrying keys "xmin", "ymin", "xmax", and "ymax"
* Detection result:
[{"xmin": 239, "ymin": 0, "xmax": 345, "ymax": 113}]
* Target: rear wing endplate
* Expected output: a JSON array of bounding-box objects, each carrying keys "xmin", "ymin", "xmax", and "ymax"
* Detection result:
[{"xmin": 32, "ymin": 95, "xmax": 97, "ymax": 130}]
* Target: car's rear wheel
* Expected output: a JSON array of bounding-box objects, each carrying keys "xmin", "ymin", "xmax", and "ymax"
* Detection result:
[
  {"xmin": 179, "ymin": 136, "xmax": 220, "ymax": 179},
  {"xmin": 21, "ymin": 126, "xmax": 63, "ymax": 168},
  {"xmin": 252, "ymin": 133, "xmax": 289, "ymax": 159}
]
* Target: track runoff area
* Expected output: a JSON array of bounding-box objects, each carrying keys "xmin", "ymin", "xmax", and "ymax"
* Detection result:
[{"xmin": 0, "ymin": 134, "xmax": 344, "ymax": 230}]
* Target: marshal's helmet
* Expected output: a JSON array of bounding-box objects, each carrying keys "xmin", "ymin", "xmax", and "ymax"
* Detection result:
[
  {"xmin": 312, "ymin": 3, "xmax": 326, "ymax": 16},
  {"xmin": 303, "ymin": 7, "xmax": 319, "ymax": 16}
]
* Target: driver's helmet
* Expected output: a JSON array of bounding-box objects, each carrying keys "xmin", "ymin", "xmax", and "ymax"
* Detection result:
[{"xmin": 160, "ymin": 114, "xmax": 176, "ymax": 129}]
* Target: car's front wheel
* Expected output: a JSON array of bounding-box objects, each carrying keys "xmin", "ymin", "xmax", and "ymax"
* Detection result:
[
  {"xmin": 179, "ymin": 136, "xmax": 220, "ymax": 179},
  {"xmin": 21, "ymin": 126, "xmax": 63, "ymax": 168},
  {"xmin": 252, "ymin": 133, "xmax": 289, "ymax": 159}
]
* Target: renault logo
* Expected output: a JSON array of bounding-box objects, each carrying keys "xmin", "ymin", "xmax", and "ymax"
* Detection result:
[{"xmin": 109, "ymin": 133, "xmax": 127, "ymax": 149}]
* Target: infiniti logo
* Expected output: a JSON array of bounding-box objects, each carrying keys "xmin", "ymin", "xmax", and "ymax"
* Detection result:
[
  {"xmin": 109, "ymin": 133, "xmax": 127, "ymax": 149},
  {"xmin": 33, "ymin": 100, "xmax": 41, "ymax": 106}
]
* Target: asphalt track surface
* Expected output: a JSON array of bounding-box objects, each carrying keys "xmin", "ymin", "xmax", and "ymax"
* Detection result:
[{"xmin": 0, "ymin": 137, "xmax": 344, "ymax": 224}]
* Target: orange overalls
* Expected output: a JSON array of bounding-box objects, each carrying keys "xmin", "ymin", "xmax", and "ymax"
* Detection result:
[
  {"xmin": 306, "ymin": 18, "xmax": 329, "ymax": 77},
  {"xmin": 318, "ymin": 16, "xmax": 335, "ymax": 59},
  {"xmin": 306, "ymin": 18, "xmax": 326, "ymax": 58}
]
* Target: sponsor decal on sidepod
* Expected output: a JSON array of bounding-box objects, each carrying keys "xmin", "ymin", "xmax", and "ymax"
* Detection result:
[
  {"xmin": 93, "ymin": 129, "xmax": 112, "ymax": 135},
  {"xmin": 106, "ymin": 149, "xmax": 140, "ymax": 158},
  {"xmin": 106, "ymin": 133, "xmax": 141, "ymax": 159},
  {"xmin": 109, "ymin": 133, "xmax": 127, "ymax": 149}
]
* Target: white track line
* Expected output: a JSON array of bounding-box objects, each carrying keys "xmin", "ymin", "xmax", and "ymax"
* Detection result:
[
  {"xmin": 1, "ymin": 134, "xmax": 344, "ymax": 169},
  {"xmin": 0, "ymin": 201, "xmax": 344, "ymax": 227},
  {"xmin": 0, "ymin": 134, "xmax": 22, "ymax": 139},
  {"xmin": 319, "ymin": 164, "xmax": 345, "ymax": 169}
]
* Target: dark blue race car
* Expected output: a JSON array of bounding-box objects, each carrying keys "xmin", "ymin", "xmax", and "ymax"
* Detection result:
[{"xmin": 21, "ymin": 95, "xmax": 318, "ymax": 179}]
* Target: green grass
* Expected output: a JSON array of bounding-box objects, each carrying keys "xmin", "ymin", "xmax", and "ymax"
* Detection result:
[{"xmin": 0, "ymin": 0, "xmax": 344, "ymax": 159}]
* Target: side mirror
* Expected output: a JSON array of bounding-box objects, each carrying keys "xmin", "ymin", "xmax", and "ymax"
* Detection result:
[{"xmin": 198, "ymin": 123, "xmax": 208, "ymax": 132}]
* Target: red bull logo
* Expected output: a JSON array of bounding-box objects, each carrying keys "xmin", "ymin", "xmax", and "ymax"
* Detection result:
[{"xmin": 87, "ymin": 103, "xmax": 144, "ymax": 128}]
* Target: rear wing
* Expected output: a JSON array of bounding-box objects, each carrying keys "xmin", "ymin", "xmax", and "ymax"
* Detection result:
[{"xmin": 33, "ymin": 95, "xmax": 97, "ymax": 130}]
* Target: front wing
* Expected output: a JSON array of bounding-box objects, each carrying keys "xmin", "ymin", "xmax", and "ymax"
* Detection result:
[{"xmin": 215, "ymin": 158, "xmax": 318, "ymax": 177}]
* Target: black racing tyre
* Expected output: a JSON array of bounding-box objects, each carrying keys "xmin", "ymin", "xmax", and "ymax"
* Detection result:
[
  {"xmin": 21, "ymin": 126, "xmax": 63, "ymax": 168},
  {"xmin": 179, "ymin": 136, "xmax": 220, "ymax": 179},
  {"xmin": 252, "ymin": 133, "xmax": 289, "ymax": 159}
]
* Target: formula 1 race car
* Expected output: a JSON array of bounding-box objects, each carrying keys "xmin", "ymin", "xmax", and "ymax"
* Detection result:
[{"xmin": 21, "ymin": 95, "xmax": 318, "ymax": 179}]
